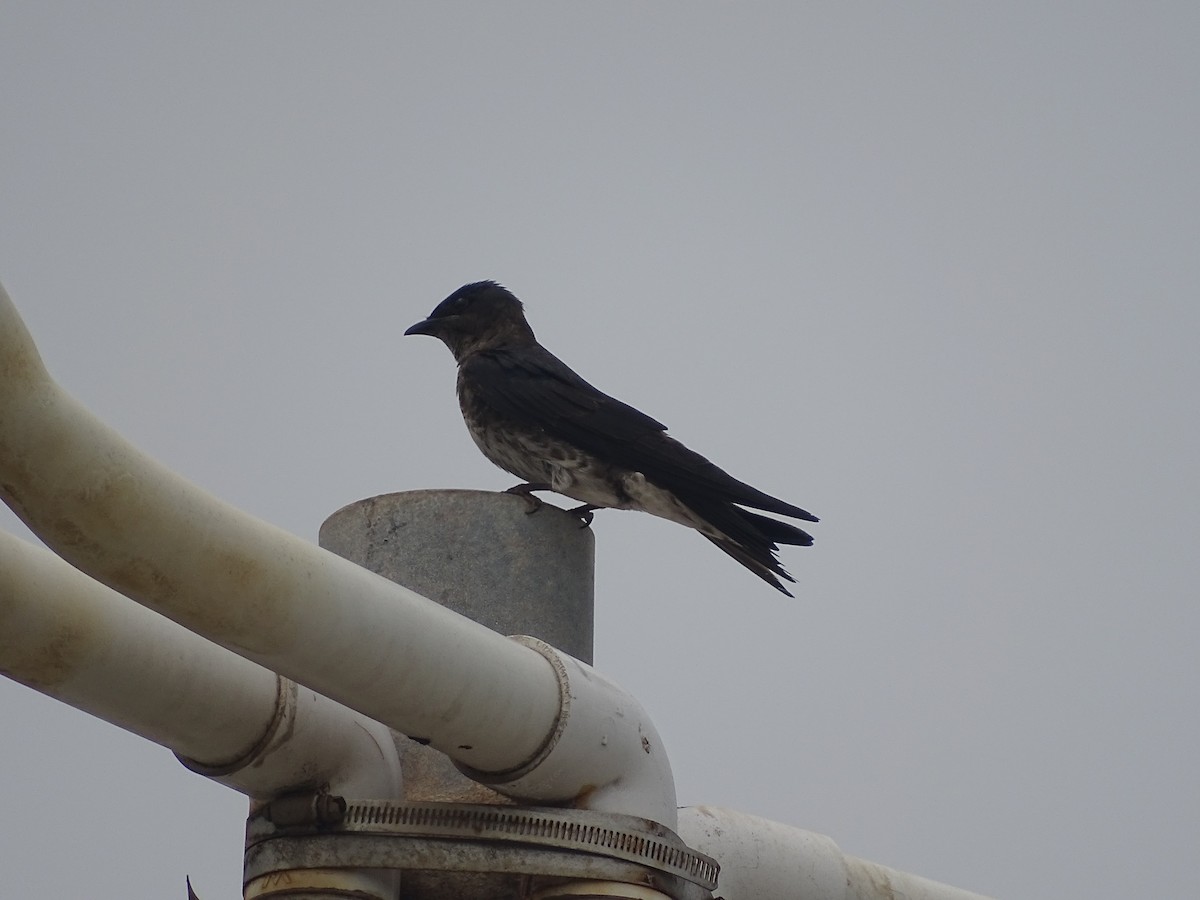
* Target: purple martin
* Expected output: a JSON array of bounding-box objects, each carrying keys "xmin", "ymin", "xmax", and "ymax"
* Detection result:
[{"xmin": 405, "ymin": 281, "xmax": 818, "ymax": 596}]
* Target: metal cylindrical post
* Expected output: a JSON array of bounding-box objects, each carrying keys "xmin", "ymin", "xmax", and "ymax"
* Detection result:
[{"xmin": 319, "ymin": 490, "xmax": 594, "ymax": 663}]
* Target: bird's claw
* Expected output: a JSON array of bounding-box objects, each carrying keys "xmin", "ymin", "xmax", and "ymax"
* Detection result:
[{"xmin": 505, "ymin": 482, "xmax": 550, "ymax": 515}]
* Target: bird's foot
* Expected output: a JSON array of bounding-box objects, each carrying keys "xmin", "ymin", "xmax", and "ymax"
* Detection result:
[
  {"xmin": 568, "ymin": 504, "xmax": 599, "ymax": 528},
  {"xmin": 504, "ymin": 482, "xmax": 552, "ymax": 515}
]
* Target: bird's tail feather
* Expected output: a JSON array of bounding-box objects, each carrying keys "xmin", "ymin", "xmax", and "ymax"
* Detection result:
[
  {"xmin": 704, "ymin": 535, "xmax": 796, "ymax": 597},
  {"xmin": 728, "ymin": 485, "xmax": 819, "ymax": 523},
  {"xmin": 641, "ymin": 436, "xmax": 818, "ymax": 523},
  {"xmin": 736, "ymin": 508, "xmax": 814, "ymax": 546},
  {"xmin": 683, "ymin": 496, "xmax": 809, "ymax": 596}
]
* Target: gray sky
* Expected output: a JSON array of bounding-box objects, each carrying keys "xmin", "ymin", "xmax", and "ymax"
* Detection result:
[{"xmin": 2, "ymin": 4, "xmax": 1197, "ymax": 898}]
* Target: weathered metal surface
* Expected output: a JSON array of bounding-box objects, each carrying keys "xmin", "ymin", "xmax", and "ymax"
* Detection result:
[
  {"xmin": 262, "ymin": 788, "xmax": 348, "ymax": 828},
  {"xmin": 245, "ymin": 799, "xmax": 717, "ymax": 900},
  {"xmin": 319, "ymin": 490, "xmax": 595, "ymax": 664}
]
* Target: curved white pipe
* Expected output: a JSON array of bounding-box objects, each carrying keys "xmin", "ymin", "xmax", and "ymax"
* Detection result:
[
  {"xmin": 0, "ymin": 281, "xmax": 556, "ymax": 773},
  {"xmin": 0, "ymin": 281, "xmax": 676, "ymax": 824}
]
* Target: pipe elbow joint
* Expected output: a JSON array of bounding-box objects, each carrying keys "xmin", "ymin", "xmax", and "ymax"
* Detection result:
[{"xmin": 458, "ymin": 636, "xmax": 678, "ymax": 828}]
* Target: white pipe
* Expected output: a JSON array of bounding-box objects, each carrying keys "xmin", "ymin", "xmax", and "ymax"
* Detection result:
[
  {"xmin": 0, "ymin": 530, "xmax": 403, "ymax": 898},
  {"xmin": 464, "ymin": 637, "xmax": 677, "ymax": 825},
  {"xmin": 1, "ymin": 528, "xmax": 275, "ymax": 769},
  {"xmin": 0, "ymin": 530, "xmax": 402, "ymax": 801},
  {"xmin": 0, "ymin": 280, "xmax": 554, "ymax": 772},
  {"xmin": 677, "ymin": 806, "xmax": 994, "ymax": 900},
  {"xmin": 0, "ymin": 281, "xmax": 675, "ymax": 824}
]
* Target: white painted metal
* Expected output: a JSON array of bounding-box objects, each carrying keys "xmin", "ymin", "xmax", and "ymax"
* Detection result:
[{"xmin": 678, "ymin": 806, "xmax": 994, "ymax": 900}]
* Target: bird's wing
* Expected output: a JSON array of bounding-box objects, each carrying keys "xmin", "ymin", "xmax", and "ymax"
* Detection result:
[
  {"xmin": 463, "ymin": 347, "xmax": 667, "ymax": 442},
  {"xmin": 464, "ymin": 349, "xmax": 817, "ymax": 523}
]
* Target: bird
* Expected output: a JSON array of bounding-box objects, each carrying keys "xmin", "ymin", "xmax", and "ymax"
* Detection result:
[{"xmin": 405, "ymin": 280, "xmax": 818, "ymax": 596}]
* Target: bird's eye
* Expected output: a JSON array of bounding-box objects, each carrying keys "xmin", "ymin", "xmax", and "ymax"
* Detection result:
[
  {"xmin": 430, "ymin": 296, "xmax": 471, "ymax": 319},
  {"xmin": 443, "ymin": 295, "xmax": 474, "ymax": 316}
]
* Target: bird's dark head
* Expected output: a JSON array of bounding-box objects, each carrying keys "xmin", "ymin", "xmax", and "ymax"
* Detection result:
[{"xmin": 405, "ymin": 280, "xmax": 536, "ymax": 360}]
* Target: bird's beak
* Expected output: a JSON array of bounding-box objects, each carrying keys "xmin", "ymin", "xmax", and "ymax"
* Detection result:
[{"xmin": 404, "ymin": 317, "xmax": 441, "ymax": 337}]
